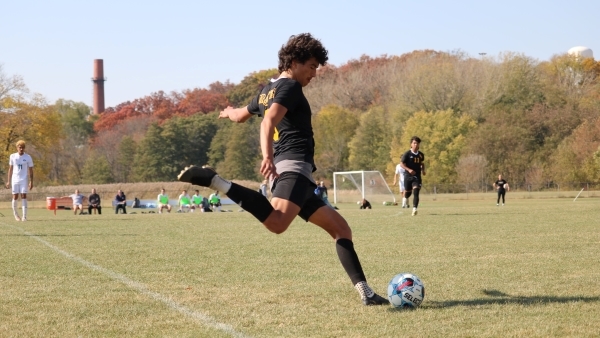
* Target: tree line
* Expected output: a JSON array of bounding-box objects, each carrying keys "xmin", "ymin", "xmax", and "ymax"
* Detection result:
[{"xmin": 1, "ymin": 50, "xmax": 599, "ymax": 188}]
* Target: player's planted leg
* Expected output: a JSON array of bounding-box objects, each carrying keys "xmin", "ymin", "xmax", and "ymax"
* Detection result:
[{"xmin": 337, "ymin": 238, "xmax": 389, "ymax": 305}]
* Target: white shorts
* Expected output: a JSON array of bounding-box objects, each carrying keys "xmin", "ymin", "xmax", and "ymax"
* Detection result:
[
  {"xmin": 399, "ymin": 177, "xmax": 405, "ymax": 192},
  {"xmin": 11, "ymin": 182, "xmax": 29, "ymax": 194}
]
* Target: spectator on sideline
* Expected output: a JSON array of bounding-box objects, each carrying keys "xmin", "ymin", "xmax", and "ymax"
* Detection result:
[
  {"xmin": 5, "ymin": 140, "xmax": 34, "ymax": 221},
  {"xmin": 314, "ymin": 181, "xmax": 338, "ymax": 210},
  {"xmin": 157, "ymin": 188, "xmax": 172, "ymax": 213},
  {"xmin": 191, "ymin": 190, "xmax": 204, "ymax": 212},
  {"xmin": 88, "ymin": 188, "xmax": 102, "ymax": 215},
  {"xmin": 115, "ymin": 190, "xmax": 127, "ymax": 214},
  {"xmin": 200, "ymin": 196, "xmax": 212, "ymax": 212},
  {"xmin": 208, "ymin": 191, "xmax": 221, "ymax": 212},
  {"xmin": 62, "ymin": 189, "xmax": 86, "ymax": 215},
  {"xmin": 178, "ymin": 190, "xmax": 194, "ymax": 212}
]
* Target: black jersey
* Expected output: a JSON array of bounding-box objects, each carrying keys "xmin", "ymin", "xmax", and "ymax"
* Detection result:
[
  {"xmin": 247, "ymin": 78, "xmax": 315, "ymax": 169},
  {"xmin": 495, "ymin": 179, "xmax": 507, "ymax": 191},
  {"xmin": 400, "ymin": 150, "xmax": 425, "ymax": 177}
]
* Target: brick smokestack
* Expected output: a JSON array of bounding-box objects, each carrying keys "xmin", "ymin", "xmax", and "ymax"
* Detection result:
[{"xmin": 92, "ymin": 59, "xmax": 106, "ymax": 114}]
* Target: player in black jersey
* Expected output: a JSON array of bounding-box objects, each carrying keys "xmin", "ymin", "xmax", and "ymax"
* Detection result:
[
  {"xmin": 177, "ymin": 33, "xmax": 388, "ymax": 306},
  {"xmin": 493, "ymin": 174, "xmax": 510, "ymax": 206},
  {"xmin": 400, "ymin": 136, "xmax": 426, "ymax": 216}
]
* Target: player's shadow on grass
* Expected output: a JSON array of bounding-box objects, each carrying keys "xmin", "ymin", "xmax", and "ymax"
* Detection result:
[{"xmin": 425, "ymin": 289, "xmax": 600, "ymax": 309}]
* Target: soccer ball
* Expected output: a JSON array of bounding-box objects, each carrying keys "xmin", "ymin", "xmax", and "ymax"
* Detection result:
[{"xmin": 387, "ymin": 272, "xmax": 425, "ymax": 308}]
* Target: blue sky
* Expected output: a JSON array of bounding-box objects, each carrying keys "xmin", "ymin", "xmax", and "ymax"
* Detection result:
[{"xmin": 1, "ymin": 0, "xmax": 597, "ymax": 108}]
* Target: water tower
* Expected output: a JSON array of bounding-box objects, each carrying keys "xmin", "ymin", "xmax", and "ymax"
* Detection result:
[{"xmin": 567, "ymin": 46, "xmax": 594, "ymax": 59}]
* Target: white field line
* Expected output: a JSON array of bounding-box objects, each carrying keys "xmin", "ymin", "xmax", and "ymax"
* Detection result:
[{"xmin": 2, "ymin": 222, "xmax": 250, "ymax": 338}]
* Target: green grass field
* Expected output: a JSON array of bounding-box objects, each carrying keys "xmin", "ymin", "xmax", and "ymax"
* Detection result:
[{"xmin": 1, "ymin": 198, "xmax": 599, "ymax": 337}]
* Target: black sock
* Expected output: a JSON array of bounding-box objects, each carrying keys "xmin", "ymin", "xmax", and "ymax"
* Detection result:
[
  {"xmin": 336, "ymin": 238, "xmax": 366, "ymax": 285},
  {"xmin": 226, "ymin": 183, "xmax": 273, "ymax": 222},
  {"xmin": 413, "ymin": 188, "xmax": 420, "ymax": 208},
  {"xmin": 405, "ymin": 191, "xmax": 412, "ymax": 199}
]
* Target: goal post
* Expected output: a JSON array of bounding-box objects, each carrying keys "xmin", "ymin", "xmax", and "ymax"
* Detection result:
[{"xmin": 333, "ymin": 171, "xmax": 396, "ymax": 205}]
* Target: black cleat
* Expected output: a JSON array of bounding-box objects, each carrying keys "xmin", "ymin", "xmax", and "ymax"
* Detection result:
[
  {"xmin": 177, "ymin": 165, "xmax": 217, "ymax": 187},
  {"xmin": 362, "ymin": 293, "xmax": 390, "ymax": 306}
]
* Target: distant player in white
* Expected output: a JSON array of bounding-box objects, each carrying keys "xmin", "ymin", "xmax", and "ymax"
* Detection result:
[
  {"xmin": 392, "ymin": 163, "xmax": 409, "ymax": 208},
  {"xmin": 5, "ymin": 140, "xmax": 34, "ymax": 221}
]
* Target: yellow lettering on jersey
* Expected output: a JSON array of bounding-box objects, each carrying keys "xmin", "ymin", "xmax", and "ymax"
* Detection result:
[
  {"xmin": 258, "ymin": 88, "xmax": 276, "ymax": 107},
  {"xmin": 264, "ymin": 108, "xmax": 279, "ymax": 141}
]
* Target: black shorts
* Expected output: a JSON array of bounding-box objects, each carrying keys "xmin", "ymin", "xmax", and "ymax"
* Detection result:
[
  {"xmin": 404, "ymin": 175, "xmax": 422, "ymax": 191},
  {"xmin": 271, "ymin": 171, "xmax": 327, "ymax": 222}
]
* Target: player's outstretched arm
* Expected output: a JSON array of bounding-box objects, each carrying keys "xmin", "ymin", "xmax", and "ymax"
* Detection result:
[{"xmin": 218, "ymin": 106, "xmax": 252, "ymax": 123}]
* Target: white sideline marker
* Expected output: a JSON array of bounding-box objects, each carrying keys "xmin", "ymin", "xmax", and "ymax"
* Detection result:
[
  {"xmin": 573, "ymin": 188, "xmax": 585, "ymax": 202},
  {"xmin": 1, "ymin": 222, "xmax": 251, "ymax": 338}
]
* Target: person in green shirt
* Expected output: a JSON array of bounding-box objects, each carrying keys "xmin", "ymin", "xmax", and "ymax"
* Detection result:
[
  {"xmin": 208, "ymin": 191, "xmax": 221, "ymax": 212},
  {"xmin": 191, "ymin": 190, "xmax": 204, "ymax": 212},
  {"xmin": 157, "ymin": 188, "xmax": 172, "ymax": 213},
  {"xmin": 178, "ymin": 190, "xmax": 193, "ymax": 213}
]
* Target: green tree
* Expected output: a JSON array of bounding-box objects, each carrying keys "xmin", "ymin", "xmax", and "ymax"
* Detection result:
[
  {"xmin": 464, "ymin": 108, "xmax": 534, "ymax": 185},
  {"xmin": 313, "ymin": 105, "xmax": 360, "ymax": 178},
  {"xmin": 217, "ymin": 118, "xmax": 261, "ymax": 181},
  {"xmin": 348, "ymin": 107, "xmax": 392, "ymax": 173},
  {"xmin": 133, "ymin": 123, "xmax": 169, "ymax": 181},
  {"xmin": 398, "ymin": 110, "xmax": 477, "ymax": 185},
  {"xmin": 132, "ymin": 114, "xmax": 219, "ymax": 182},
  {"xmin": 116, "ymin": 136, "xmax": 137, "ymax": 182},
  {"xmin": 82, "ymin": 153, "xmax": 114, "ymax": 184},
  {"xmin": 226, "ymin": 69, "xmax": 279, "ymax": 107},
  {"xmin": 207, "ymin": 119, "xmax": 233, "ymax": 167}
]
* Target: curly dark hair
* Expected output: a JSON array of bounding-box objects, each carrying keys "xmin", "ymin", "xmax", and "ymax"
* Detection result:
[{"xmin": 278, "ymin": 33, "xmax": 329, "ymax": 73}]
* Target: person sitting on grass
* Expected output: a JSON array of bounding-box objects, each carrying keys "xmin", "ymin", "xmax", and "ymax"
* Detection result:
[{"xmin": 157, "ymin": 188, "xmax": 172, "ymax": 214}]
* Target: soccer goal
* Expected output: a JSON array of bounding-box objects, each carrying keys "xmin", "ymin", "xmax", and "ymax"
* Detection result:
[{"xmin": 333, "ymin": 171, "xmax": 396, "ymax": 205}]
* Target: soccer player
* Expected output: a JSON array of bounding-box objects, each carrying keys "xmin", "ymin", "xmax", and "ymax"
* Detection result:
[
  {"xmin": 5, "ymin": 140, "xmax": 34, "ymax": 221},
  {"xmin": 178, "ymin": 33, "xmax": 388, "ymax": 305},
  {"xmin": 157, "ymin": 188, "xmax": 172, "ymax": 213},
  {"xmin": 493, "ymin": 174, "xmax": 510, "ymax": 206},
  {"xmin": 208, "ymin": 191, "xmax": 221, "ymax": 212},
  {"xmin": 400, "ymin": 136, "xmax": 426, "ymax": 216},
  {"xmin": 392, "ymin": 162, "xmax": 409, "ymax": 208},
  {"xmin": 191, "ymin": 190, "xmax": 204, "ymax": 212},
  {"xmin": 178, "ymin": 190, "xmax": 193, "ymax": 213}
]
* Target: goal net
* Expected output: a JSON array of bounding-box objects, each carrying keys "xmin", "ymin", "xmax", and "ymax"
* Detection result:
[{"xmin": 333, "ymin": 171, "xmax": 396, "ymax": 205}]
